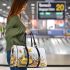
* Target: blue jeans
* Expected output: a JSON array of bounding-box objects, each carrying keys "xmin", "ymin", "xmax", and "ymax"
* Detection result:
[{"xmin": 7, "ymin": 51, "xmax": 27, "ymax": 70}]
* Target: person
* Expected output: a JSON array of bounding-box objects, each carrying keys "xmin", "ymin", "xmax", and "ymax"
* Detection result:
[{"xmin": 5, "ymin": 0, "xmax": 29, "ymax": 70}]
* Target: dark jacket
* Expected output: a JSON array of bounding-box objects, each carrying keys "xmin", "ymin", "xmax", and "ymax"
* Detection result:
[{"xmin": 5, "ymin": 15, "xmax": 26, "ymax": 51}]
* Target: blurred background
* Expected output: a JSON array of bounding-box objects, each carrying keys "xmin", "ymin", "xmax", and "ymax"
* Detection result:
[{"xmin": 0, "ymin": 0, "xmax": 70, "ymax": 70}]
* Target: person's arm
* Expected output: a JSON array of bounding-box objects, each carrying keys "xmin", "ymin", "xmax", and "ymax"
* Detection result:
[{"xmin": 6, "ymin": 16, "xmax": 26, "ymax": 38}]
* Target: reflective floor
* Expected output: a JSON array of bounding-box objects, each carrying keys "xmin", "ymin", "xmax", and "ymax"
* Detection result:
[
  {"xmin": 47, "ymin": 54, "xmax": 70, "ymax": 65},
  {"xmin": 26, "ymin": 37, "xmax": 70, "ymax": 54},
  {"xmin": 26, "ymin": 37, "xmax": 70, "ymax": 65}
]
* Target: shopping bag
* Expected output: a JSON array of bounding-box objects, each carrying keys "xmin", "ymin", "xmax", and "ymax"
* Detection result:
[{"xmin": 10, "ymin": 33, "xmax": 47, "ymax": 67}]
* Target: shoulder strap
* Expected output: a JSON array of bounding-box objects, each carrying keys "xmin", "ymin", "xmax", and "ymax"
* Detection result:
[{"xmin": 30, "ymin": 32, "xmax": 40, "ymax": 67}]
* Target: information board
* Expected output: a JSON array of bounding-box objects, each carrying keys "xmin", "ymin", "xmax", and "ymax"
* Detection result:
[{"xmin": 37, "ymin": 1, "xmax": 65, "ymax": 20}]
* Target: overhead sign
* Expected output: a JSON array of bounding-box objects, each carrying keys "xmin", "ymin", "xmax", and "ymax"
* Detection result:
[{"xmin": 37, "ymin": 1, "xmax": 65, "ymax": 20}]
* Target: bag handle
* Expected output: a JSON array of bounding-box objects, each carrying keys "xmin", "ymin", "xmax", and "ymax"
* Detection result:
[
  {"xmin": 24, "ymin": 33, "xmax": 29, "ymax": 67},
  {"xmin": 30, "ymin": 32, "xmax": 40, "ymax": 67}
]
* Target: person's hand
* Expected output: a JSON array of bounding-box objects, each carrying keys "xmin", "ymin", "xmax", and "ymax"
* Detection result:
[
  {"xmin": 25, "ymin": 23, "xmax": 31, "ymax": 34},
  {"xmin": 25, "ymin": 28, "xmax": 31, "ymax": 34}
]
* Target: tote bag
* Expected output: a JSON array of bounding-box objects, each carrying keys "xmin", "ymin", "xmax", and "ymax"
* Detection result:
[{"xmin": 10, "ymin": 32, "xmax": 47, "ymax": 68}]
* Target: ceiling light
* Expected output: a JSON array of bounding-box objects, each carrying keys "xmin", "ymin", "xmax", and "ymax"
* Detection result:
[
  {"xmin": 66, "ymin": 12, "xmax": 69, "ymax": 15},
  {"xmin": 3, "ymin": 11, "xmax": 6, "ymax": 13},
  {"xmin": 3, "ymin": 14, "xmax": 7, "ymax": 17},
  {"xmin": 65, "ymin": 9, "xmax": 67, "ymax": 11},
  {"xmin": 0, "ymin": 9, "xmax": 2, "ymax": 11},
  {"xmin": 68, "ymin": 15, "xmax": 70, "ymax": 17},
  {"xmin": 31, "ymin": 4, "xmax": 35, "ymax": 6},
  {"xmin": 5, "ymin": 12, "xmax": 8, "ymax": 15},
  {"xmin": 7, "ymin": 6, "xmax": 10, "ymax": 9},
  {"xmin": 2, "ymin": 3, "xmax": 7, "ymax": 6},
  {"xmin": 68, "ymin": 7, "xmax": 70, "ymax": 9}
]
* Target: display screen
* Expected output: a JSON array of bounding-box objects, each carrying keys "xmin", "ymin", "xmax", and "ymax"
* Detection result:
[
  {"xmin": 31, "ymin": 19, "xmax": 65, "ymax": 37},
  {"xmin": 37, "ymin": 2, "xmax": 65, "ymax": 20},
  {"xmin": 47, "ymin": 20, "xmax": 64, "ymax": 30}
]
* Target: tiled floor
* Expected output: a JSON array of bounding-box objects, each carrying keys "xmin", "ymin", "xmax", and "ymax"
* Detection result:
[
  {"xmin": 47, "ymin": 55, "xmax": 70, "ymax": 65},
  {"xmin": 42, "ymin": 67, "xmax": 70, "ymax": 70},
  {"xmin": 0, "ymin": 67, "xmax": 10, "ymax": 70},
  {"xmin": 0, "ymin": 67, "xmax": 70, "ymax": 70}
]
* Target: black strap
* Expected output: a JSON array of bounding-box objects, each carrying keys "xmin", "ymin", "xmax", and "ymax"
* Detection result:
[
  {"xmin": 30, "ymin": 32, "xmax": 40, "ymax": 67},
  {"xmin": 24, "ymin": 46, "xmax": 29, "ymax": 67},
  {"xmin": 24, "ymin": 33, "xmax": 29, "ymax": 67},
  {"xmin": 31, "ymin": 35, "xmax": 33, "ymax": 47}
]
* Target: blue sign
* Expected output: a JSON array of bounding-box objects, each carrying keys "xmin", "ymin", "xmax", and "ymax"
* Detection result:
[{"xmin": 48, "ymin": 30, "xmax": 64, "ymax": 37}]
